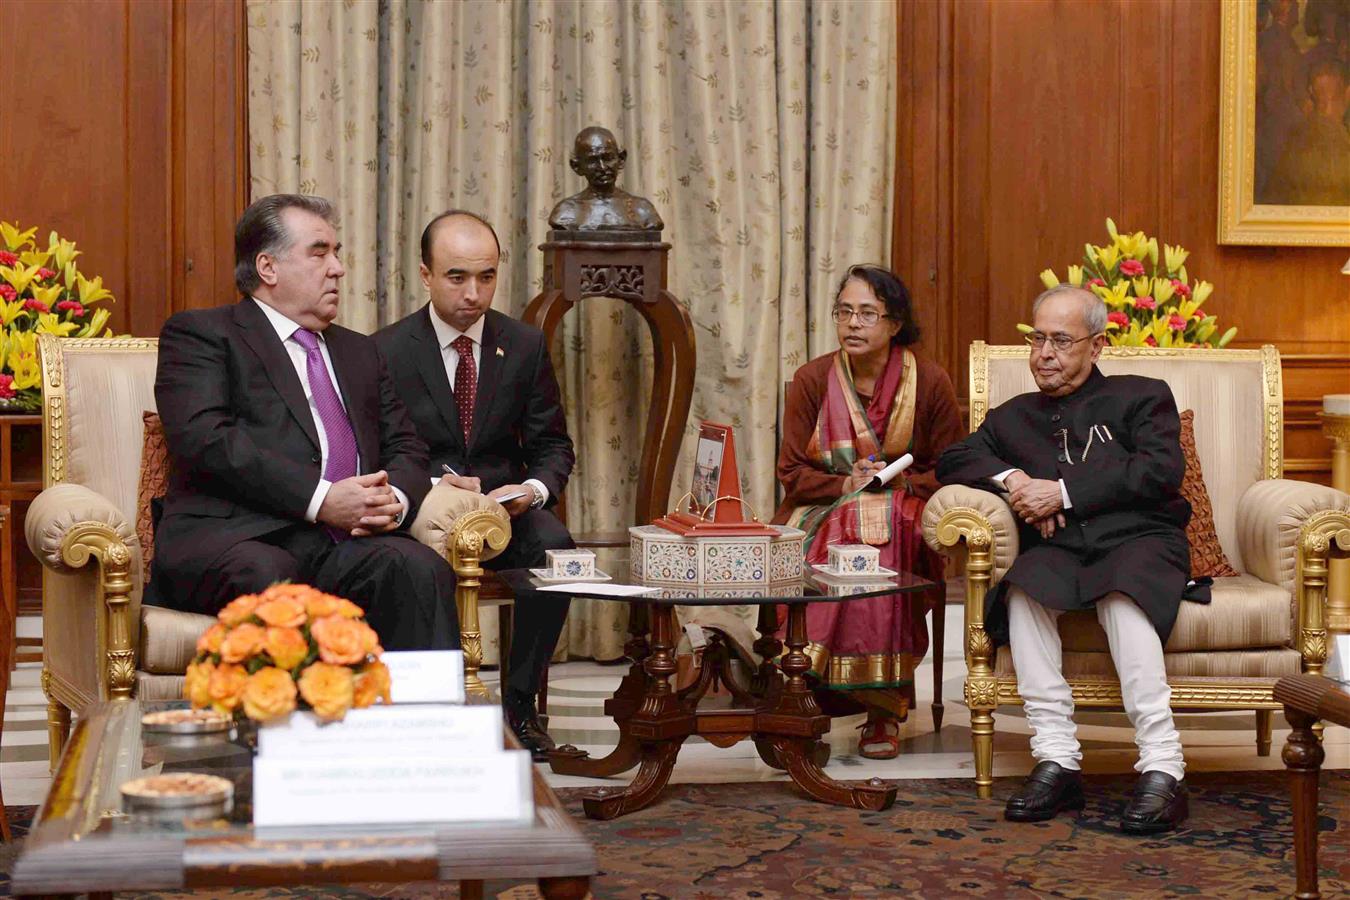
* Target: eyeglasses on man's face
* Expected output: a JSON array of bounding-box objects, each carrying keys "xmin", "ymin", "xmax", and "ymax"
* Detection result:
[
  {"xmin": 831, "ymin": 306, "xmax": 891, "ymax": 327},
  {"xmin": 1024, "ymin": 332, "xmax": 1100, "ymax": 353}
]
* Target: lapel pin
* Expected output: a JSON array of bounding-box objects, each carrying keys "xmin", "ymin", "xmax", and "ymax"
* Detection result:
[{"xmin": 496, "ymin": 347, "xmax": 505, "ymax": 358}]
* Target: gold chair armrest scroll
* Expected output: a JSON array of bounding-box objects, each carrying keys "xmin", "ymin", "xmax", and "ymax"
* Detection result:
[{"xmin": 409, "ymin": 482, "xmax": 512, "ymax": 697}]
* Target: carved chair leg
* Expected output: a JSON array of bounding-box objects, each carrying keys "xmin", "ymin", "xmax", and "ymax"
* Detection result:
[
  {"xmin": 930, "ymin": 590, "xmax": 945, "ymax": 732},
  {"xmin": 1256, "ymin": 708, "xmax": 1274, "ymax": 757},
  {"xmin": 46, "ymin": 697, "xmax": 70, "ymax": 772},
  {"xmin": 970, "ymin": 706, "xmax": 995, "ymax": 800}
]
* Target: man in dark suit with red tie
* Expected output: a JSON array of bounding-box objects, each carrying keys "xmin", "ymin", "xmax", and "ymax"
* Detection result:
[
  {"xmin": 375, "ymin": 211, "xmax": 575, "ymax": 757},
  {"xmin": 151, "ymin": 194, "xmax": 459, "ymax": 651}
]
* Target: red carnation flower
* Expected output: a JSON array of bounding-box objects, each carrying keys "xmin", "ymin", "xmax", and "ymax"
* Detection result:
[
  {"xmin": 56, "ymin": 300, "xmax": 85, "ymax": 317},
  {"xmin": 1087, "ymin": 278, "xmax": 1106, "ymax": 288},
  {"xmin": 1135, "ymin": 295, "xmax": 1157, "ymax": 311},
  {"xmin": 0, "ymin": 284, "xmax": 15, "ymax": 302},
  {"xmin": 1144, "ymin": 335, "xmax": 1158, "ymax": 347},
  {"xmin": 36, "ymin": 267, "xmax": 55, "ymax": 281},
  {"xmin": 1107, "ymin": 311, "xmax": 1129, "ymax": 327},
  {"xmin": 1170, "ymin": 279, "xmax": 1191, "ymax": 298},
  {"xmin": 0, "ymin": 251, "xmax": 17, "ymax": 267},
  {"xmin": 1167, "ymin": 314, "xmax": 1187, "ymax": 331},
  {"xmin": 1119, "ymin": 259, "xmax": 1145, "ymax": 277},
  {"xmin": 0, "ymin": 374, "xmax": 14, "ymax": 399},
  {"xmin": 24, "ymin": 299, "xmax": 49, "ymax": 313}
]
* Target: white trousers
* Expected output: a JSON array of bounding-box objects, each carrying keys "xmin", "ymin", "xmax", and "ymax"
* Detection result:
[{"xmin": 1007, "ymin": 586, "xmax": 1185, "ymax": 781}]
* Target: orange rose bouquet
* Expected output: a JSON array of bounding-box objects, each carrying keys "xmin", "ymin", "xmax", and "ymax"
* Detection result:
[{"xmin": 185, "ymin": 583, "xmax": 392, "ymax": 723}]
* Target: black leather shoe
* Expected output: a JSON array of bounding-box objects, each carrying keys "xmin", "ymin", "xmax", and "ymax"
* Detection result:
[
  {"xmin": 1120, "ymin": 771, "xmax": 1188, "ymax": 835},
  {"xmin": 1004, "ymin": 761, "xmax": 1086, "ymax": 822},
  {"xmin": 504, "ymin": 691, "xmax": 556, "ymax": 761}
]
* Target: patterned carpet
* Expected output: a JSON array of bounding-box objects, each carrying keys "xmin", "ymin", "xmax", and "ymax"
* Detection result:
[{"xmin": 1, "ymin": 771, "xmax": 1343, "ymax": 898}]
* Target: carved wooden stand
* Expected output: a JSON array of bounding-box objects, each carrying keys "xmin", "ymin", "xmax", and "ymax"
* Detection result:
[{"xmin": 557, "ymin": 599, "xmax": 898, "ymax": 820}]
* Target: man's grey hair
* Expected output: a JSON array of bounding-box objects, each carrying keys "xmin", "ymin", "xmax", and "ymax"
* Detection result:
[
  {"xmin": 234, "ymin": 194, "xmax": 337, "ymax": 295},
  {"xmin": 1032, "ymin": 284, "xmax": 1107, "ymax": 335}
]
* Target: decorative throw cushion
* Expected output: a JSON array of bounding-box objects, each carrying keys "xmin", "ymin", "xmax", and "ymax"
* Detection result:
[
  {"xmin": 136, "ymin": 411, "xmax": 170, "ymax": 582},
  {"xmin": 1178, "ymin": 409, "xmax": 1239, "ymax": 578}
]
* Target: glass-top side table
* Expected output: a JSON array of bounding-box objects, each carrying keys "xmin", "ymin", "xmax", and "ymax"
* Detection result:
[{"xmin": 498, "ymin": 557, "xmax": 935, "ymax": 819}]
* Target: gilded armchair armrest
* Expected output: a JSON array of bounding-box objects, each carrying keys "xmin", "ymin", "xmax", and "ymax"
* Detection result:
[
  {"xmin": 921, "ymin": 484, "xmax": 1020, "ymax": 580},
  {"xmin": 24, "ymin": 483, "xmax": 143, "ymax": 701},
  {"xmin": 1236, "ymin": 479, "xmax": 1350, "ymax": 673},
  {"xmin": 408, "ymin": 481, "xmax": 512, "ymax": 699}
]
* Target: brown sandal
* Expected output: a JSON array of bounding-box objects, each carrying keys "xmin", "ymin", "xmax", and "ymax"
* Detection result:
[{"xmin": 857, "ymin": 718, "xmax": 901, "ymax": 760}]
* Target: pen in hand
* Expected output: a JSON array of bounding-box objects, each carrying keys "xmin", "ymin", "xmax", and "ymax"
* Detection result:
[{"xmin": 441, "ymin": 463, "xmax": 481, "ymax": 493}]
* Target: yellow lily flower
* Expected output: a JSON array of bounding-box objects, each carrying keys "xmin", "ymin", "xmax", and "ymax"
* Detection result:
[
  {"xmin": 1132, "ymin": 276, "xmax": 1150, "ymax": 296},
  {"xmin": 6, "ymin": 330, "xmax": 36, "ymax": 357},
  {"xmin": 9, "ymin": 353, "xmax": 40, "ymax": 391},
  {"xmin": 1085, "ymin": 244, "xmax": 1098, "ymax": 265},
  {"xmin": 1094, "ymin": 281, "xmax": 1130, "ymax": 308},
  {"xmin": 1192, "ymin": 280, "xmax": 1213, "ymax": 305},
  {"xmin": 1, "ymin": 263, "xmax": 42, "ymax": 295},
  {"xmin": 1106, "ymin": 218, "xmax": 1119, "ymax": 240},
  {"xmin": 1148, "ymin": 237, "xmax": 1159, "ymax": 266},
  {"xmin": 18, "ymin": 249, "xmax": 52, "ymax": 269},
  {"xmin": 0, "ymin": 300, "xmax": 24, "ymax": 326},
  {"xmin": 1066, "ymin": 265, "xmax": 1084, "ymax": 286},
  {"xmin": 47, "ymin": 234, "xmax": 81, "ymax": 271},
  {"xmin": 1095, "ymin": 244, "xmax": 1120, "ymax": 271},
  {"xmin": 0, "ymin": 222, "xmax": 37, "ymax": 252},
  {"xmin": 76, "ymin": 308, "xmax": 111, "ymax": 337},
  {"xmin": 1177, "ymin": 298, "xmax": 1199, "ymax": 320},
  {"xmin": 35, "ymin": 313, "xmax": 78, "ymax": 336},
  {"xmin": 1164, "ymin": 243, "xmax": 1189, "ymax": 273},
  {"xmin": 63, "ymin": 263, "xmax": 78, "ymax": 290},
  {"xmin": 1152, "ymin": 277, "xmax": 1176, "ymax": 304},
  {"xmin": 28, "ymin": 282, "xmax": 63, "ymax": 310},
  {"xmin": 1039, "ymin": 269, "xmax": 1059, "ymax": 290},
  {"xmin": 77, "ymin": 274, "xmax": 114, "ymax": 305},
  {"xmin": 1217, "ymin": 327, "xmax": 1237, "ymax": 348}
]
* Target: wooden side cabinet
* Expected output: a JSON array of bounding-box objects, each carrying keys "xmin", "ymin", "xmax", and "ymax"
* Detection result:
[{"xmin": 0, "ymin": 414, "xmax": 43, "ymax": 663}]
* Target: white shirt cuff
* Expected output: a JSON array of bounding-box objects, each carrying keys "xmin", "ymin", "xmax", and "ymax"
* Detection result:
[
  {"xmin": 306, "ymin": 479, "xmax": 333, "ymax": 523},
  {"xmin": 524, "ymin": 478, "xmax": 549, "ymax": 508},
  {"xmin": 992, "ymin": 469, "xmax": 1017, "ymax": 489},
  {"xmin": 390, "ymin": 485, "xmax": 410, "ymax": 526},
  {"xmin": 1059, "ymin": 479, "xmax": 1073, "ymax": 509}
]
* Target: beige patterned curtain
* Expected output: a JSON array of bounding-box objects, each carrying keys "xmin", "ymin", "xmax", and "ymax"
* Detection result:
[{"xmin": 248, "ymin": 0, "xmax": 896, "ymax": 662}]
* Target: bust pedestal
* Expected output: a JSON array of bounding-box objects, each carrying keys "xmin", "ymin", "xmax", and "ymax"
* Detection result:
[
  {"xmin": 1321, "ymin": 395, "xmax": 1350, "ymax": 632},
  {"xmin": 522, "ymin": 231, "xmax": 696, "ymax": 525}
]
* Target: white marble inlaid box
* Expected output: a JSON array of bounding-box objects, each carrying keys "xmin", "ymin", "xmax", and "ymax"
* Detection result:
[
  {"xmin": 826, "ymin": 543, "xmax": 880, "ymax": 575},
  {"xmin": 629, "ymin": 524, "xmax": 805, "ymax": 588},
  {"xmin": 546, "ymin": 549, "xmax": 596, "ymax": 579}
]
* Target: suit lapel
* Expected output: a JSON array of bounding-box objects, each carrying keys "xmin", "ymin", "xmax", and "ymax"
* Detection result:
[
  {"xmin": 232, "ymin": 300, "xmax": 321, "ymax": 453},
  {"xmin": 413, "ymin": 306, "xmax": 467, "ymax": 449},
  {"xmin": 469, "ymin": 312, "xmax": 505, "ymax": 451},
  {"xmin": 323, "ymin": 327, "xmax": 379, "ymax": 470}
]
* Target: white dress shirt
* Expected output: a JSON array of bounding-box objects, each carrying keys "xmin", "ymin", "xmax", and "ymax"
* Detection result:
[
  {"xmin": 427, "ymin": 306, "xmax": 549, "ymax": 508},
  {"xmin": 253, "ymin": 299, "xmax": 408, "ymax": 525}
]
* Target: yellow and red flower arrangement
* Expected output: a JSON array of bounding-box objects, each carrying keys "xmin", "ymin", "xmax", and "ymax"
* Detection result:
[
  {"xmin": 185, "ymin": 583, "xmax": 392, "ymax": 723},
  {"xmin": 1031, "ymin": 218, "xmax": 1237, "ymax": 349},
  {"xmin": 0, "ymin": 221, "xmax": 118, "ymax": 411}
]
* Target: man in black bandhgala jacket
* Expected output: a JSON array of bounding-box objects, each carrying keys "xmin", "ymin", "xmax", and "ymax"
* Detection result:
[
  {"xmin": 938, "ymin": 285, "xmax": 1191, "ymax": 835},
  {"xmin": 151, "ymin": 194, "xmax": 459, "ymax": 652},
  {"xmin": 375, "ymin": 211, "xmax": 575, "ymax": 759}
]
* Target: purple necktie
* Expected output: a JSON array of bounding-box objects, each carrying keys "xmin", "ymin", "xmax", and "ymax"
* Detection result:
[{"xmin": 292, "ymin": 329, "xmax": 358, "ymax": 539}]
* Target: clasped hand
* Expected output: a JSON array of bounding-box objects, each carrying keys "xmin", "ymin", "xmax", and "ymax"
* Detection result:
[
  {"xmin": 318, "ymin": 470, "xmax": 403, "ymax": 537},
  {"xmin": 1004, "ymin": 470, "xmax": 1067, "ymax": 539}
]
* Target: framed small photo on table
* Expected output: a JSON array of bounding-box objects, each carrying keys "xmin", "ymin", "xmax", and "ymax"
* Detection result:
[{"xmin": 691, "ymin": 423, "xmax": 729, "ymax": 514}]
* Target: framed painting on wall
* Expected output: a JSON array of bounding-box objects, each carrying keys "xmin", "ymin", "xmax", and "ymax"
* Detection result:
[{"xmin": 1218, "ymin": 0, "xmax": 1350, "ymax": 246}]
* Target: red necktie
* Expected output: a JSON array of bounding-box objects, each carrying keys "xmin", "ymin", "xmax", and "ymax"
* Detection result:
[{"xmin": 452, "ymin": 335, "xmax": 477, "ymax": 444}]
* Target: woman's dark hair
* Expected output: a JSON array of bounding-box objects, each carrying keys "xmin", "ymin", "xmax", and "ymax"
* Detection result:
[{"xmin": 834, "ymin": 264, "xmax": 921, "ymax": 346}]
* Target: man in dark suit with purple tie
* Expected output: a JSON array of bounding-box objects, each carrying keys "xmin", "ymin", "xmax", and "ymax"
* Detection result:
[
  {"xmin": 151, "ymin": 194, "xmax": 459, "ymax": 651},
  {"xmin": 375, "ymin": 211, "xmax": 575, "ymax": 757}
]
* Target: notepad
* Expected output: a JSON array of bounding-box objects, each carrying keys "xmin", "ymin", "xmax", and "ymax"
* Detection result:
[{"xmin": 866, "ymin": 453, "xmax": 914, "ymax": 490}]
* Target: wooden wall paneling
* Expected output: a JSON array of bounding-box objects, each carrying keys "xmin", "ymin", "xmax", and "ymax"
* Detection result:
[{"xmin": 127, "ymin": 0, "xmax": 175, "ymax": 337}]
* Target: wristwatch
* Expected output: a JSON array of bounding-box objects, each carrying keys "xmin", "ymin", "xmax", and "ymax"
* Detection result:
[{"xmin": 528, "ymin": 483, "xmax": 545, "ymax": 509}]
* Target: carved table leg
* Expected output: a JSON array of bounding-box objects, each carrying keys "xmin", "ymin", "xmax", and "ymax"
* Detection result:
[
  {"xmin": 550, "ymin": 602, "xmax": 653, "ymax": 776},
  {"xmin": 458, "ymin": 879, "xmax": 484, "ymax": 900},
  {"xmin": 580, "ymin": 605, "xmax": 692, "ymax": 819},
  {"xmin": 762, "ymin": 604, "xmax": 897, "ymax": 811},
  {"xmin": 1283, "ymin": 707, "xmax": 1326, "ymax": 900}
]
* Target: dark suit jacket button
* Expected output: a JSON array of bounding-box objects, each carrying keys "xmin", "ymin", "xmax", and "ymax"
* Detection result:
[
  {"xmin": 1057, "ymin": 453, "xmax": 1067, "ymax": 463},
  {"xmin": 311, "ymin": 454, "xmax": 321, "ymax": 463},
  {"xmin": 1052, "ymin": 414, "xmax": 1061, "ymax": 422}
]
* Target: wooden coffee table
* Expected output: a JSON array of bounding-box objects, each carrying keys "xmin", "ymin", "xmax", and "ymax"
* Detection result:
[
  {"xmin": 501, "ymin": 562, "xmax": 934, "ymax": 820},
  {"xmin": 1274, "ymin": 673, "xmax": 1350, "ymax": 900},
  {"xmin": 12, "ymin": 699, "xmax": 595, "ymax": 899}
]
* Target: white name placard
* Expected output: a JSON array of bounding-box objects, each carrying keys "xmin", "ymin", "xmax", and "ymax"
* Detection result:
[
  {"xmin": 257, "ymin": 704, "xmax": 502, "ymax": 759},
  {"xmin": 383, "ymin": 650, "xmax": 465, "ymax": 704},
  {"xmin": 253, "ymin": 751, "xmax": 534, "ymax": 827}
]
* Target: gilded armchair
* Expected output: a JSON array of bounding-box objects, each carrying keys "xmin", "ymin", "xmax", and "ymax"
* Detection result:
[
  {"xmin": 921, "ymin": 343, "xmax": 1350, "ymax": 798},
  {"xmin": 26, "ymin": 335, "xmax": 511, "ymax": 769}
]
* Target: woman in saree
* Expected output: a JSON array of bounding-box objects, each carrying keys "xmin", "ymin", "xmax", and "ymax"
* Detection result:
[{"xmin": 773, "ymin": 264, "xmax": 963, "ymax": 759}]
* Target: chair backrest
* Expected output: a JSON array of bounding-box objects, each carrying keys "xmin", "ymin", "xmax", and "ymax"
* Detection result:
[
  {"xmin": 970, "ymin": 343, "xmax": 1282, "ymax": 572},
  {"xmin": 39, "ymin": 335, "xmax": 160, "ymax": 523}
]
